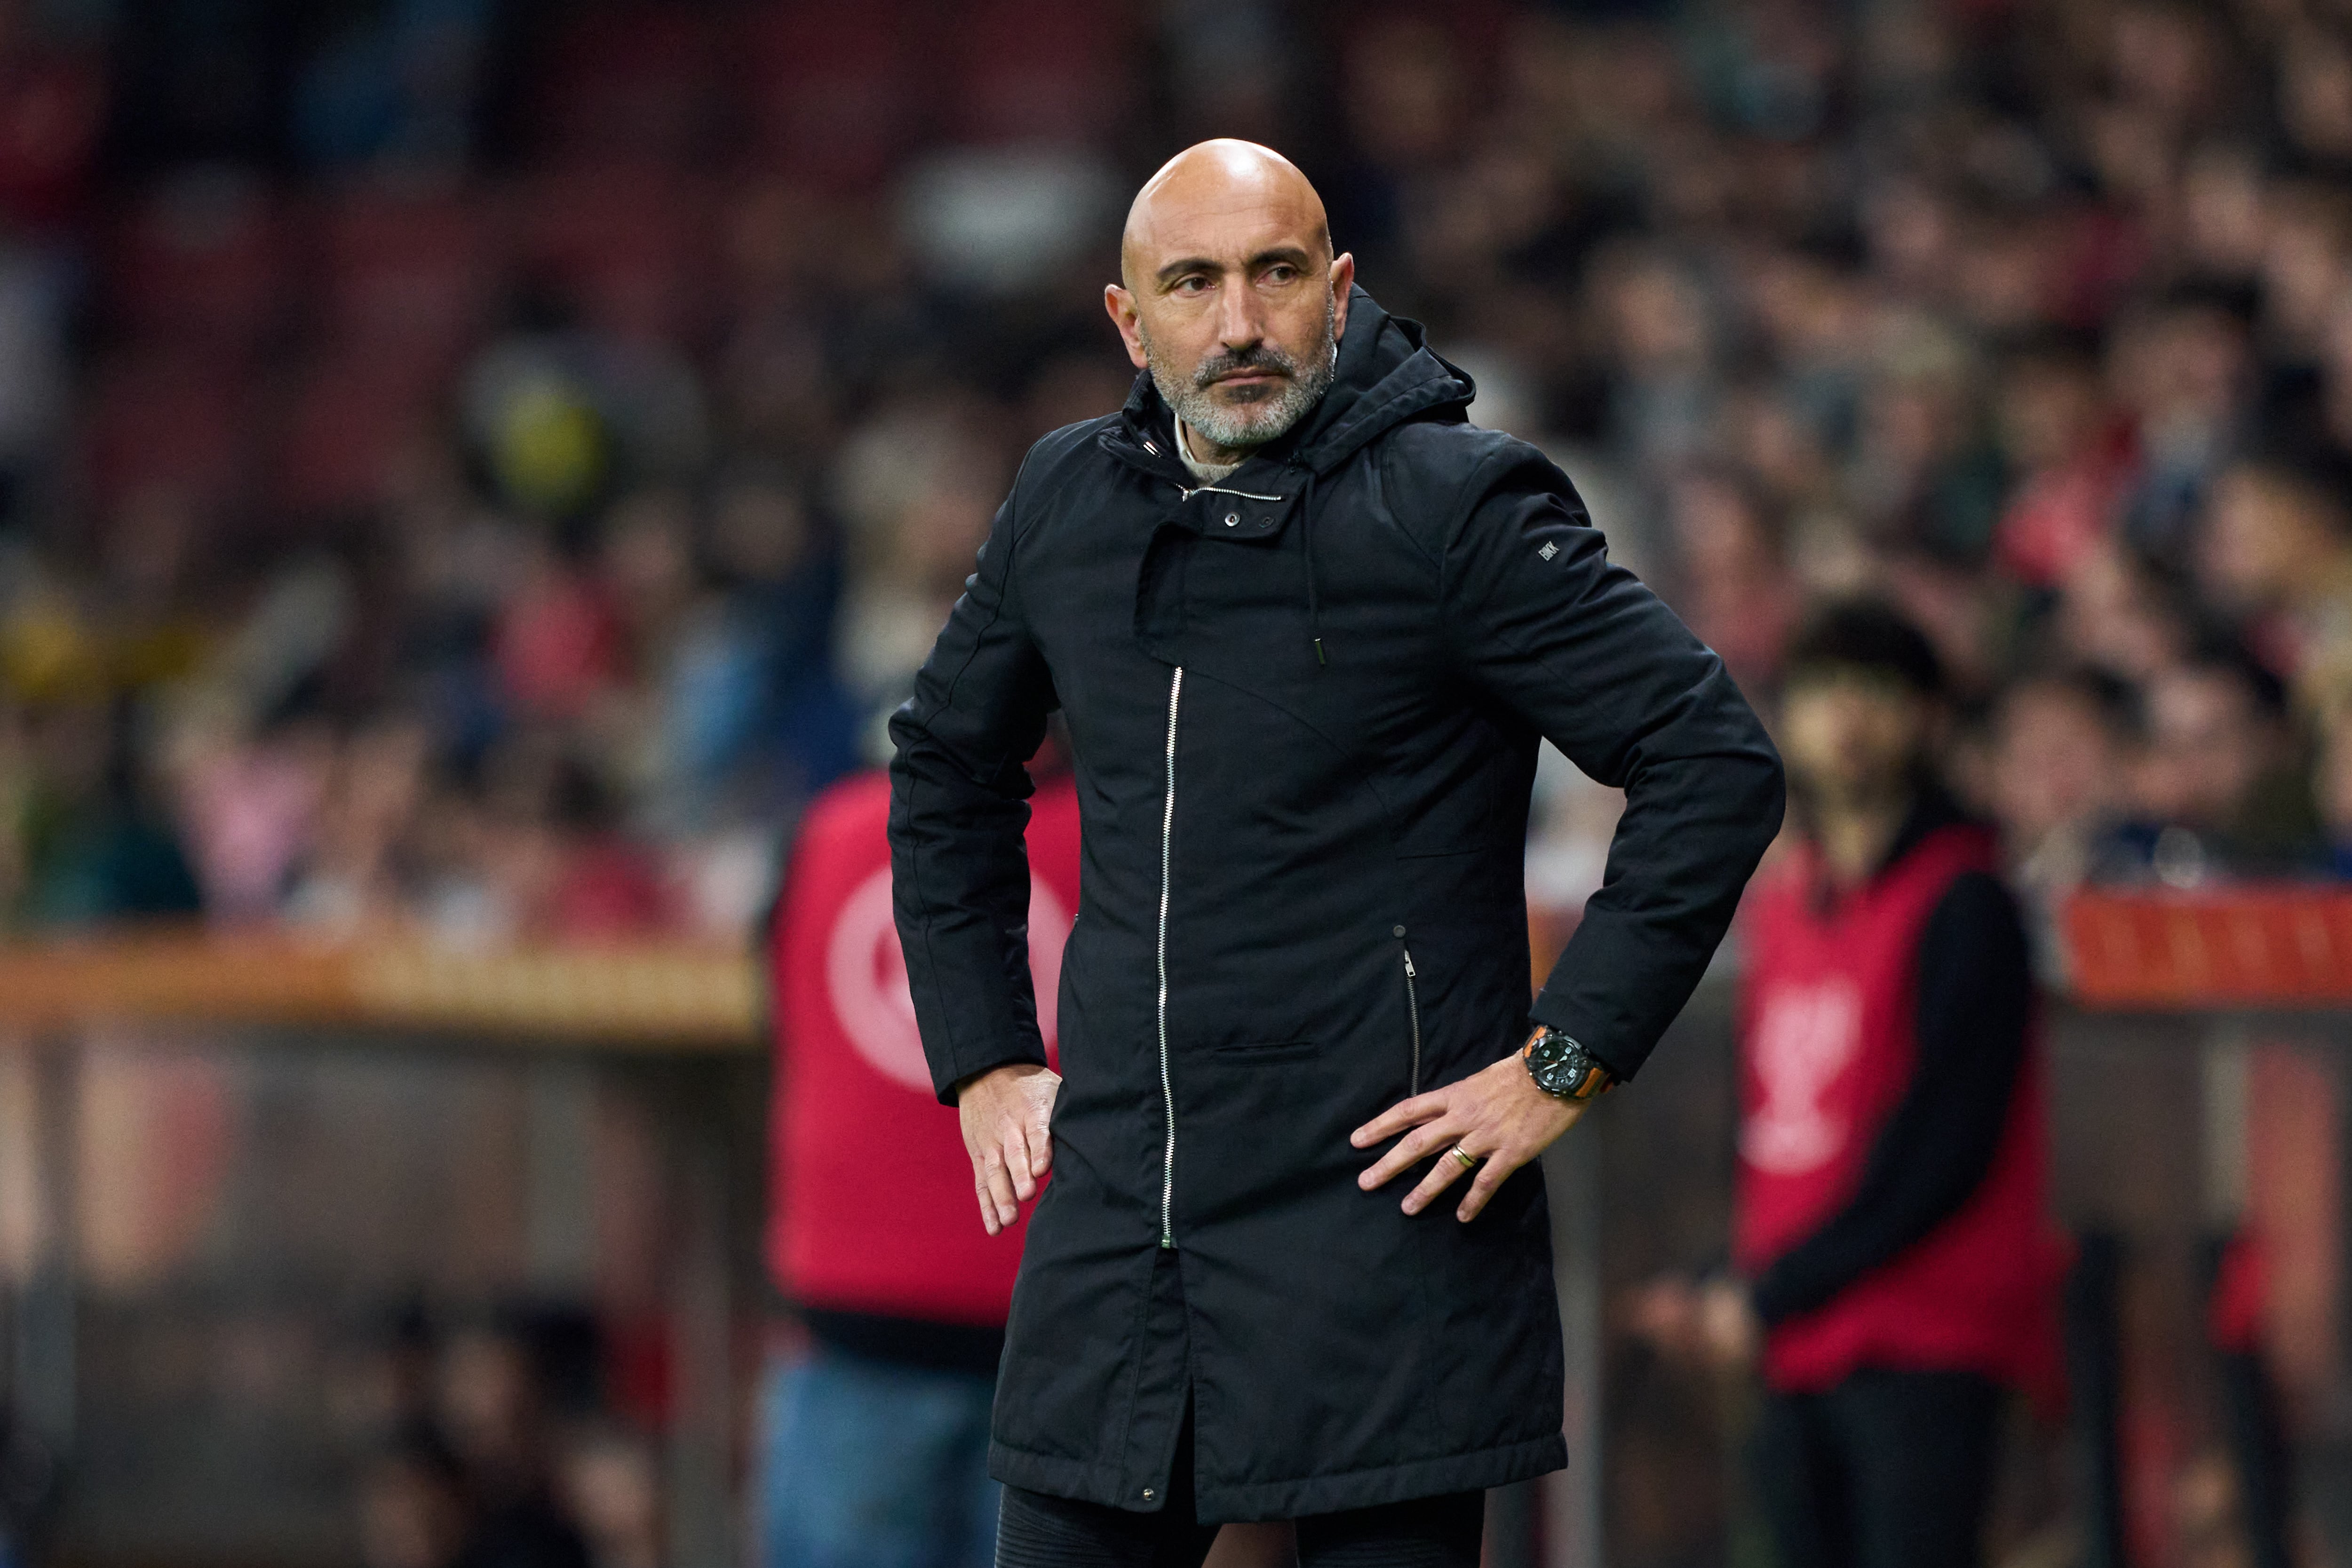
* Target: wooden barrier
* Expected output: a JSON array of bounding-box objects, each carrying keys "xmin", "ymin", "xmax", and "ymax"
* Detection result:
[
  {"xmin": 2062, "ymin": 885, "xmax": 2352, "ymax": 1009},
  {"xmin": 0, "ymin": 886, "xmax": 2344, "ymax": 1046},
  {"xmin": 0, "ymin": 928, "xmax": 763, "ymax": 1048}
]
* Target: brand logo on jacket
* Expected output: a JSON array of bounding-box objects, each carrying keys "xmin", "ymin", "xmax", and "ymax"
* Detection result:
[
  {"xmin": 1742, "ymin": 978, "xmax": 1862, "ymax": 1174},
  {"xmin": 827, "ymin": 867, "xmax": 1070, "ymax": 1092},
  {"xmin": 1538, "ymin": 541, "xmax": 1559, "ymax": 561}
]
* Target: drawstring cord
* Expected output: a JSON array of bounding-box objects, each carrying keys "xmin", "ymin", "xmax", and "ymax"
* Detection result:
[{"xmin": 1300, "ymin": 468, "xmax": 1326, "ymax": 667}]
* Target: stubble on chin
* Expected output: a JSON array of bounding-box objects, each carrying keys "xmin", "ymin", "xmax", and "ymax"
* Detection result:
[
  {"xmin": 1184, "ymin": 378, "xmax": 1299, "ymax": 448},
  {"xmin": 1138, "ymin": 304, "xmax": 1337, "ymax": 454}
]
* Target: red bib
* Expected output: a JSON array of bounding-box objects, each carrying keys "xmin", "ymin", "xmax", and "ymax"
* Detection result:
[
  {"xmin": 765, "ymin": 770, "xmax": 1082, "ymax": 1326},
  {"xmin": 1735, "ymin": 824, "xmax": 2066, "ymax": 1402}
]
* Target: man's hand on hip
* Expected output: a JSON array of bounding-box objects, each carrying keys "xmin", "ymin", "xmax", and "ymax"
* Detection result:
[
  {"xmin": 1350, "ymin": 1050, "xmax": 1585, "ymax": 1222},
  {"xmin": 957, "ymin": 1063, "xmax": 1060, "ymax": 1236}
]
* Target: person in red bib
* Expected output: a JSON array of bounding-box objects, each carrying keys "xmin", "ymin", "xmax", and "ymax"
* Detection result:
[
  {"xmin": 760, "ymin": 764, "xmax": 1081, "ymax": 1568},
  {"xmin": 1663, "ymin": 600, "xmax": 2065, "ymax": 1568}
]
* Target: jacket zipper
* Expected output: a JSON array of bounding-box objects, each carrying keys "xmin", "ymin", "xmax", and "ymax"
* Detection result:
[
  {"xmin": 1178, "ymin": 483, "xmax": 1287, "ymax": 502},
  {"xmin": 1402, "ymin": 946, "xmax": 1422, "ymax": 1095},
  {"xmin": 1156, "ymin": 666, "xmax": 1184, "ymax": 1249},
  {"xmin": 1144, "ymin": 432, "xmax": 1287, "ymax": 503}
]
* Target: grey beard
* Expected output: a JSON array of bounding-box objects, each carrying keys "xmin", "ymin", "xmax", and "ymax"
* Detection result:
[{"xmin": 1142, "ymin": 298, "xmax": 1337, "ymax": 455}]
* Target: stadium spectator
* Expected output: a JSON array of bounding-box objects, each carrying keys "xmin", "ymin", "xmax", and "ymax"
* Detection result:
[
  {"xmin": 1988, "ymin": 332, "xmax": 2134, "ymax": 591},
  {"xmin": 760, "ymin": 763, "xmax": 1081, "ymax": 1568},
  {"xmin": 2315, "ymin": 697, "xmax": 2352, "ymax": 877},
  {"xmin": 554, "ymin": 1425, "xmax": 662, "ymax": 1568},
  {"xmin": 1643, "ymin": 601, "xmax": 2064, "ymax": 1568},
  {"xmin": 2100, "ymin": 641, "xmax": 2319, "ymax": 884},
  {"xmin": 15, "ymin": 700, "xmax": 201, "ymax": 925},
  {"xmin": 356, "ymin": 1429, "xmax": 475, "ymax": 1568},
  {"xmin": 2113, "ymin": 284, "xmax": 2257, "ymax": 573},
  {"xmin": 2199, "ymin": 448, "xmax": 2352, "ymax": 707},
  {"xmin": 432, "ymin": 1318, "xmax": 592, "ymax": 1568},
  {"xmin": 1662, "ymin": 465, "xmax": 1798, "ymax": 696},
  {"xmin": 1985, "ymin": 666, "xmax": 2138, "ymax": 913}
]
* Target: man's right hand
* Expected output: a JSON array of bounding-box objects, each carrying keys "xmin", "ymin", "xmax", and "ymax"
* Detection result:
[{"xmin": 957, "ymin": 1062, "xmax": 1060, "ymax": 1235}]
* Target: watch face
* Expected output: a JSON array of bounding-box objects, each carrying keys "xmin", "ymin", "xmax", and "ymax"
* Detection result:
[{"xmin": 1528, "ymin": 1031, "xmax": 1587, "ymax": 1097}]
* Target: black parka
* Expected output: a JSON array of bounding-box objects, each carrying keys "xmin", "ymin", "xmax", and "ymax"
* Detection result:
[{"xmin": 889, "ymin": 289, "xmax": 1783, "ymax": 1521}]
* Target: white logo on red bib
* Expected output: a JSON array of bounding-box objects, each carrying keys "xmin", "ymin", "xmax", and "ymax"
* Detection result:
[
  {"xmin": 826, "ymin": 867, "xmax": 1069, "ymax": 1093},
  {"xmin": 1742, "ymin": 979, "xmax": 1862, "ymax": 1175}
]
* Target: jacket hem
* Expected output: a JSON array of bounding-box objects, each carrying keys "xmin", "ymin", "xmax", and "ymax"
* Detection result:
[{"xmin": 988, "ymin": 1431, "xmax": 1568, "ymax": 1524}]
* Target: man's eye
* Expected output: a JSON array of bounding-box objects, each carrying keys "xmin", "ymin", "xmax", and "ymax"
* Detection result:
[
  {"xmin": 1265, "ymin": 266, "xmax": 1296, "ymax": 283},
  {"xmin": 1176, "ymin": 277, "xmax": 1209, "ymax": 294}
]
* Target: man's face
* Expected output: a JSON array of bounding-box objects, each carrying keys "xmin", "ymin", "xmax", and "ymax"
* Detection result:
[
  {"xmin": 2201, "ymin": 466, "xmax": 2334, "ymax": 610},
  {"xmin": 2136, "ymin": 667, "xmax": 2269, "ymax": 828},
  {"xmin": 1778, "ymin": 667, "xmax": 1931, "ymax": 811},
  {"xmin": 1991, "ymin": 683, "xmax": 2117, "ymax": 844},
  {"xmin": 1106, "ymin": 169, "xmax": 1354, "ymax": 454}
]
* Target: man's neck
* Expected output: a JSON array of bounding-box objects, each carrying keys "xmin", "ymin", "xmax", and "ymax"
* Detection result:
[
  {"xmin": 1813, "ymin": 791, "xmax": 1913, "ymax": 887},
  {"xmin": 1177, "ymin": 419, "xmax": 1254, "ymax": 481}
]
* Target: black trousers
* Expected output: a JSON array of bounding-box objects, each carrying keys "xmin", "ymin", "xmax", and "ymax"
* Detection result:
[
  {"xmin": 994, "ymin": 1412, "xmax": 1484, "ymax": 1568},
  {"xmin": 1753, "ymin": 1368, "xmax": 2002, "ymax": 1568}
]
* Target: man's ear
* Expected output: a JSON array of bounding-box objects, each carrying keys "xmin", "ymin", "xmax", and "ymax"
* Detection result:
[
  {"xmin": 1330, "ymin": 253, "xmax": 1357, "ymax": 340},
  {"xmin": 1104, "ymin": 284, "xmax": 1148, "ymax": 370}
]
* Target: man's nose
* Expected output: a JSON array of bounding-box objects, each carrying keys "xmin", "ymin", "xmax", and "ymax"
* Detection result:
[{"xmin": 1214, "ymin": 281, "xmax": 1267, "ymax": 351}]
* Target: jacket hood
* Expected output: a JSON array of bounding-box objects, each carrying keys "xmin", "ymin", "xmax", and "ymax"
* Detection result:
[{"xmin": 1117, "ymin": 287, "xmax": 1476, "ymax": 477}]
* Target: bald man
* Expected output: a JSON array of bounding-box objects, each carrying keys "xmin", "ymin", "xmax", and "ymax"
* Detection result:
[{"xmin": 890, "ymin": 142, "xmax": 1783, "ymax": 1566}]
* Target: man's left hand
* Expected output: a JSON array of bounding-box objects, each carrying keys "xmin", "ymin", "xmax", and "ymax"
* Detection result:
[{"xmin": 1350, "ymin": 1049, "xmax": 1588, "ymax": 1222}]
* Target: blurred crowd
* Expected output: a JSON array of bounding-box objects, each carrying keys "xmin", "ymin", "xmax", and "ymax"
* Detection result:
[
  {"xmin": 344, "ymin": 1305, "xmax": 660, "ymax": 1568},
  {"xmin": 0, "ymin": 0, "xmax": 2350, "ymax": 948}
]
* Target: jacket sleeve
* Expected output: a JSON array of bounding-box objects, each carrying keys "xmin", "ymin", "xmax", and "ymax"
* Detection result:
[
  {"xmin": 1441, "ymin": 446, "xmax": 1785, "ymax": 1081},
  {"xmin": 887, "ymin": 477, "xmax": 1059, "ymax": 1105},
  {"xmin": 1749, "ymin": 871, "xmax": 2033, "ymax": 1324}
]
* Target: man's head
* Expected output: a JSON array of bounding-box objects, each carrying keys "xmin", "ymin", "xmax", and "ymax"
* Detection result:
[
  {"xmin": 2200, "ymin": 447, "xmax": 2352, "ymax": 612},
  {"xmin": 1988, "ymin": 667, "xmax": 2137, "ymax": 850},
  {"xmin": 1105, "ymin": 140, "xmax": 1356, "ymax": 460},
  {"xmin": 1777, "ymin": 599, "xmax": 1945, "ymax": 817},
  {"xmin": 2134, "ymin": 642, "xmax": 2289, "ymax": 830}
]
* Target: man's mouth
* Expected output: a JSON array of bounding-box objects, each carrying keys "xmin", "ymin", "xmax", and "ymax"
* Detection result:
[{"xmin": 1208, "ymin": 370, "xmax": 1287, "ymax": 399}]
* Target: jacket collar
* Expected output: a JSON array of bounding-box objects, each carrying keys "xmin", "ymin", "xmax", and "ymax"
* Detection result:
[{"xmin": 1103, "ymin": 287, "xmax": 1477, "ymax": 487}]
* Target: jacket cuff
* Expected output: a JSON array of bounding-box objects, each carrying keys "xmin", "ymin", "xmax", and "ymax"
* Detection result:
[
  {"xmin": 931, "ymin": 1037, "xmax": 1049, "ymax": 1106},
  {"xmin": 1526, "ymin": 991, "xmax": 1633, "ymax": 1084}
]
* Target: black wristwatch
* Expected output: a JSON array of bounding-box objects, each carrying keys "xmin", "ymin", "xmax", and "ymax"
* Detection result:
[{"xmin": 1522, "ymin": 1026, "xmax": 1614, "ymax": 1103}]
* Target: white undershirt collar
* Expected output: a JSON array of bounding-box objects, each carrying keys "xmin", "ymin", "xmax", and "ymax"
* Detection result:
[{"xmin": 1176, "ymin": 420, "xmax": 1247, "ymax": 486}]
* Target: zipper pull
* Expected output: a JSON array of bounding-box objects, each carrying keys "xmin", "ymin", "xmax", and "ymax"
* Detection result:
[{"xmin": 1403, "ymin": 951, "xmax": 1416, "ymax": 979}]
